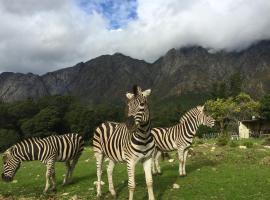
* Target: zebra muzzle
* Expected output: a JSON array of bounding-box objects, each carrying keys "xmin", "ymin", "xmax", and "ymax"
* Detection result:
[{"xmin": 1, "ymin": 173, "xmax": 12, "ymax": 182}]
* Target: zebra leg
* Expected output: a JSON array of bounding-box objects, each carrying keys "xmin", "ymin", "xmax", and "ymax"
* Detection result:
[
  {"xmin": 151, "ymin": 150, "xmax": 157, "ymax": 175},
  {"xmin": 50, "ymin": 167, "xmax": 57, "ymax": 192},
  {"xmin": 63, "ymin": 161, "xmax": 71, "ymax": 185},
  {"xmin": 178, "ymin": 148, "xmax": 185, "ymax": 176},
  {"xmin": 182, "ymin": 149, "xmax": 189, "ymax": 176},
  {"xmin": 44, "ymin": 162, "xmax": 54, "ymax": 193},
  {"xmin": 155, "ymin": 151, "xmax": 162, "ymax": 175},
  {"xmin": 143, "ymin": 158, "xmax": 155, "ymax": 200},
  {"xmin": 107, "ymin": 159, "xmax": 116, "ymax": 197},
  {"xmin": 127, "ymin": 161, "xmax": 136, "ymax": 200},
  {"xmin": 67, "ymin": 155, "xmax": 80, "ymax": 184},
  {"xmin": 94, "ymin": 152, "xmax": 104, "ymax": 198}
]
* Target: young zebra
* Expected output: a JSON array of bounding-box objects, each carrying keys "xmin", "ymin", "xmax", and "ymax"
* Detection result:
[
  {"xmin": 1, "ymin": 133, "xmax": 84, "ymax": 193},
  {"xmin": 93, "ymin": 85, "xmax": 155, "ymax": 200},
  {"xmin": 151, "ymin": 106, "xmax": 215, "ymax": 176}
]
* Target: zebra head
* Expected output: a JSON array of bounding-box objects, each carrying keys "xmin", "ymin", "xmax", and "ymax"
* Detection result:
[
  {"xmin": 125, "ymin": 85, "xmax": 151, "ymax": 131},
  {"xmin": 197, "ymin": 106, "xmax": 215, "ymax": 127},
  {"xmin": 1, "ymin": 147, "xmax": 21, "ymax": 182}
]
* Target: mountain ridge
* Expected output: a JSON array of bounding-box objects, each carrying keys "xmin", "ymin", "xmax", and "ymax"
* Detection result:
[{"xmin": 1, "ymin": 40, "xmax": 270, "ymax": 103}]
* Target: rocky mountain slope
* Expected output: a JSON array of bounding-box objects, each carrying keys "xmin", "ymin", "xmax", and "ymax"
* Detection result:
[{"xmin": 1, "ymin": 40, "xmax": 270, "ymax": 103}]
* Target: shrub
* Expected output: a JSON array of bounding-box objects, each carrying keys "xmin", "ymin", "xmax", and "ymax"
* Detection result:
[
  {"xmin": 216, "ymin": 133, "xmax": 230, "ymax": 146},
  {"xmin": 229, "ymin": 140, "xmax": 239, "ymax": 147},
  {"xmin": 194, "ymin": 137, "xmax": 204, "ymax": 145},
  {"xmin": 0, "ymin": 129, "xmax": 20, "ymax": 152},
  {"xmin": 262, "ymin": 137, "xmax": 270, "ymax": 146},
  {"xmin": 243, "ymin": 141, "xmax": 253, "ymax": 148}
]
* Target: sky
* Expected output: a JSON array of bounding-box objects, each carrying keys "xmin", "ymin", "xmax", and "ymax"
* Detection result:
[{"xmin": 0, "ymin": 0, "xmax": 270, "ymax": 74}]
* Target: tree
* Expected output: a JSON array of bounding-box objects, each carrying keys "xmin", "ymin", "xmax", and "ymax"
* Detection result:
[
  {"xmin": 21, "ymin": 107, "xmax": 61, "ymax": 138},
  {"xmin": 260, "ymin": 94, "xmax": 270, "ymax": 119},
  {"xmin": 229, "ymin": 72, "xmax": 243, "ymax": 97},
  {"xmin": 233, "ymin": 92, "xmax": 259, "ymax": 121},
  {"xmin": 205, "ymin": 93, "xmax": 259, "ymax": 133},
  {"xmin": 205, "ymin": 98, "xmax": 236, "ymax": 133},
  {"xmin": 0, "ymin": 129, "xmax": 20, "ymax": 151}
]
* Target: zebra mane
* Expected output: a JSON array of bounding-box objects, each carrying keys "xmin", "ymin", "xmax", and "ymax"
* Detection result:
[
  {"xmin": 133, "ymin": 85, "xmax": 139, "ymax": 96},
  {"xmin": 179, "ymin": 107, "xmax": 199, "ymax": 124}
]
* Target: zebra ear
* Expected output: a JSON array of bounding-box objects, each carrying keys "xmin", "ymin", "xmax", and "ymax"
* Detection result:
[
  {"xmin": 197, "ymin": 105, "xmax": 204, "ymax": 112},
  {"xmin": 126, "ymin": 92, "xmax": 134, "ymax": 100},
  {"xmin": 142, "ymin": 89, "xmax": 151, "ymax": 97}
]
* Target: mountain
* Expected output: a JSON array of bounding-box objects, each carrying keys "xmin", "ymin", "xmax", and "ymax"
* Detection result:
[{"xmin": 1, "ymin": 40, "xmax": 270, "ymax": 103}]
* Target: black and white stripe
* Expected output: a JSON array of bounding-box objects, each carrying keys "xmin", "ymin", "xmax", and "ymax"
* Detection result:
[
  {"xmin": 2, "ymin": 133, "xmax": 84, "ymax": 193},
  {"xmin": 93, "ymin": 85, "xmax": 155, "ymax": 200},
  {"xmin": 151, "ymin": 106, "xmax": 215, "ymax": 176}
]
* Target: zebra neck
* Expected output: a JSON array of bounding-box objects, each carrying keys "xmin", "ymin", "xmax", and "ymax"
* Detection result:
[
  {"xmin": 177, "ymin": 117, "xmax": 200, "ymax": 138},
  {"xmin": 133, "ymin": 120, "xmax": 151, "ymax": 139},
  {"xmin": 15, "ymin": 139, "xmax": 42, "ymax": 161}
]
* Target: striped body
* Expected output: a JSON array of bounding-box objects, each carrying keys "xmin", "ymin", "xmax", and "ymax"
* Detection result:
[
  {"xmin": 93, "ymin": 86, "xmax": 155, "ymax": 200},
  {"xmin": 151, "ymin": 106, "xmax": 215, "ymax": 176},
  {"xmin": 93, "ymin": 121, "xmax": 155, "ymax": 162},
  {"xmin": 12, "ymin": 134, "xmax": 84, "ymax": 163},
  {"xmin": 2, "ymin": 133, "xmax": 84, "ymax": 192}
]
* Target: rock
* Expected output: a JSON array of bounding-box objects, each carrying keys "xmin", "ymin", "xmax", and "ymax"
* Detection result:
[
  {"xmin": 264, "ymin": 146, "xmax": 270, "ymax": 149},
  {"xmin": 168, "ymin": 159, "xmax": 174, "ymax": 163},
  {"xmin": 70, "ymin": 195, "xmax": 78, "ymax": 200},
  {"xmin": 239, "ymin": 146, "xmax": 247, "ymax": 149},
  {"xmin": 93, "ymin": 181, "xmax": 105, "ymax": 185},
  {"xmin": 12, "ymin": 180, "xmax": 18, "ymax": 183},
  {"xmin": 62, "ymin": 193, "xmax": 69, "ymax": 196},
  {"xmin": 173, "ymin": 183, "xmax": 180, "ymax": 189}
]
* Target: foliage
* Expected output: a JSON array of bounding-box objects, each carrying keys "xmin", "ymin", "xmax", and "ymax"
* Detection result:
[
  {"xmin": 260, "ymin": 94, "xmax": 270, "ymax": 119},
  {"xmin": 0, "ymin": 129, "xmax": 20, "ymax": 151},
  {"xmin": 229, "ymin": 72, "xmax": 243, "ymax": 97},
  {"xmin": 206, "ymin": 93, "xmax": 259, "ymax": 133},
  {"xmin": 262, "ymin": 137, "xmax": 270, "ymax": 146},
  {"xmin": 243, "ymin": 141, "xmax": 254, "ymax": 148},
  {"xmin": 229, "ymin": 140, "xmax": 239, "ymax": 147},
  {"xmin": 21, "ymin": 108, "xmax": 61, "ymax": 138},
  {"xmin": 216, "ymin": 133, "xmax": 230, "ymax": 146}
]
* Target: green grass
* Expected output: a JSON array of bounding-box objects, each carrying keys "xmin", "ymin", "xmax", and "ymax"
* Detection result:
[{"xmin": 1, "ymin": 140, "xmax": 270, "ymax": 199}]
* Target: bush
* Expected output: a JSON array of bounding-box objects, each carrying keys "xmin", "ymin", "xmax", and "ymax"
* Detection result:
[
  {"xmin": 262, "ymin": 137, "xmax": 270, "ymax": 146},
  {"xmin": 243, "ymin": 141, "xmax": 254, "ymax": 148},
  {"xmin": 0, "ymin": 129, "xmax": 20, "ymax": 152},
  {"xmin": 194, "ymin": 137, "xmax": 204, "ymax": 145},
  {"xmin": 216, "ymin": 133, "xmax": 230, "ymax": 146},
  {"xmin": 229, "ymin": 140, "xmax": 239, "ymax": 147}
]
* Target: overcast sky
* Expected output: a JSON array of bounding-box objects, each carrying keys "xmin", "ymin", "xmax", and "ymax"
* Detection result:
[{"xmin": 0, "ymin": 0, "xmax": 270, "ymax": 74}]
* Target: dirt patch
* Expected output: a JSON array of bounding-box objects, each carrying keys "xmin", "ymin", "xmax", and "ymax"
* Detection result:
[{"xmin": 260, "ymin": 156, "xmax": 270, "ymax": 165}]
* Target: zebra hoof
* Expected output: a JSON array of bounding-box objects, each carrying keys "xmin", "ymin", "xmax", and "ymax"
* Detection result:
[
  {"xmin": 157, "ymin": 172, "xmax": 163, "ymax": 175},
  {"xmin": 179, "ymin": 174, "xmax": 187, "ymax": 177}
]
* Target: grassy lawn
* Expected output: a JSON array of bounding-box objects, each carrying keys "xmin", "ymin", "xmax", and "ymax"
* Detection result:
[{"xmin": 1, "ymin": 139, "xmax": 270, "ymax": 199}]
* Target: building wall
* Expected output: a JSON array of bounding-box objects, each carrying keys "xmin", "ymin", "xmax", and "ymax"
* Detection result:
[{"xmin": 239, "ymin": 122, "xmax": 250, "ymax": 139}]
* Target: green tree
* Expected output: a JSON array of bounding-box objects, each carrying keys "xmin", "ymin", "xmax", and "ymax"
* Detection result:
[
  {"xmin": 260, "ymin": 94, "xmax": 270, "ymax": 119},
  {"xmin": 206, "ymin": 93, "xmax": 259, "ymax": 133},
  {"xmin": 229, "ymin": 72, "xmax": 243, "ymax": 97},
  {"xmin": 21, "ymin": 107, "xmax": 61, "ymax": 138},
  {"xmin": 0, "ymin": 129, "xmax": 20, "ymax": 151}
]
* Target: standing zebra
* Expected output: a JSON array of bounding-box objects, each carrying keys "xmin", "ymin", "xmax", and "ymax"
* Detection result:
[
  {"xmin": 151, "ymin": 106, "xmax": 215, "ymax": 176},
  {"xmin": 1, "ymin": 133, "xmax": 84, "ymax": 193},
  {"xmin": 93, "ymin": 85, "xmax": 155, "ymax": 200}
]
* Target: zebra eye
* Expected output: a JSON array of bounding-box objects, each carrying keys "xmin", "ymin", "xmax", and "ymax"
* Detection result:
[{"xmin": 140, "ymin": 103, "xmax": 145, "ymax": 107}]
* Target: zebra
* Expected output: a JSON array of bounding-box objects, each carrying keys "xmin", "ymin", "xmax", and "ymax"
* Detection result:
[
  {"xmin": 1, "ymin": 133, "xmax": 84, "ymax": 193},
  {"xmin": 92, "ymin": 85, "xmax": 155, "ymax": 200},
  {"xmin": 151, "ymin": 106, "xmax": 215, "ymax": 176}
]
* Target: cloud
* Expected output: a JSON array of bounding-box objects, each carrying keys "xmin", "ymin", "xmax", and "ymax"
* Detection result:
[{"xmin": 0, "ymin": 0, "xmax": 270, "ymax": 74}]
